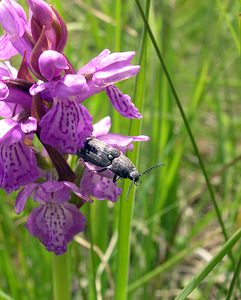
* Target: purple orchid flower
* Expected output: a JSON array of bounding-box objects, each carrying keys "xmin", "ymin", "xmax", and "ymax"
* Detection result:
[
  {"xmin": 15, "ymin": 180, "xmax": 87, "ymax": 255},
  {"xmin": 78, "ymin": 49, "xmax": 142, "ymax": 119},
  {"xmin": 30, "ymin": 49, "xmax": 142, "ymax": 119},
  {"xmin": 79, "ymin": 116, "xmax": 150, "ymax": 202},
  {"xmin": 0, "ymin": 0, "xmax": 149, "ymax": 256},
  {"xmin": 30, "ymin": 50, "xmax": 88, "ymax": 98},
  {"xmin": 0, "ymin": 55, "xmax": 92, "ymax": 155},
  {"xmin": 0, "ymin": 117, "xmax": 39, "ymax": 192},
  {"xmin": 26, "ymin": 50, "xmax": 93, "ymax": 154}
]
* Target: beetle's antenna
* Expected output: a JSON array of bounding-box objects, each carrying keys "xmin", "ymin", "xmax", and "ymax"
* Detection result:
[
  {"xmin": 140, "ymin": 162, "xmax": 165, "ymax": 177},
  {"xmin": 126, "ymin": 162, "xmax": 164, "ymax": 200},
  {"xmin": 126, "ymin": 181, "xmax": 134, "ymax": 199}
]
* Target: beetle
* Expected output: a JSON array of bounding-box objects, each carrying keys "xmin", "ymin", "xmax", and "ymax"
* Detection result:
[
  {"xmin": 77, "ymin": 137, "xmax": 140, "ymax": 183},
  {"xmin": 77, "ymin": 137, "xmax": 164, "ymax": 185}
]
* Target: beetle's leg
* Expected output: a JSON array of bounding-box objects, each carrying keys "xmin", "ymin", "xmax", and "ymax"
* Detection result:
[
  {"xmin": 90, "ymin": 168, "xmax": 107, "ymax": 174},
  {"xmin": 95, "ymin": 168, "xmax": 107, "ymax": 173},
  {"xmin": 113, "ymin": 175, "xmax": 120, "ymax": 182}
]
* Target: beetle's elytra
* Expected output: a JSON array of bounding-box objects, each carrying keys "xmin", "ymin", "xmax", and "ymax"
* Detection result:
[{"xmin": 77, "ymin": 137, "xmax": 140, "ymax": 183}]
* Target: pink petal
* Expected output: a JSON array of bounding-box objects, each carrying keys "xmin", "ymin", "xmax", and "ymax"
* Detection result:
[
  {"xmin": 99, "ymin": 133, "xmax": 149, "ymax": 153},
  {"xmin": 15, "ymin": 183, "xmax": 38, "ymax": 214},
  {"xmin": 80, "ymin": 169, "xmax": 121, "ymax": 202},
  {"xmin": 105, "ymin": 85, "xmax": 142, "ymax": 119},
  {"xmin": 93, "ymin": 65, "xmax": 140, "ymax": 87},
  {"xmin": 33, "ymin": 181, "xmax": 70, "ymax": 204},
  {"xmin": 0, "ymin": 34, "xmax": 18, "ymax": 59},
  {"xmin": 93, "ymin": 116, "xmax": 111, "ymax": 137},
  {"xmin": 0, "ymin": 81, "xmax": 9, "ymax": 99},
  {"xmin": 39, "ymin": 50, "xmax": 68, "ymax": 81},
  {"xmin": 97, "ymin": 51, "xmax": 135, "ymax": 70},
  {"xmin": 0, "ymin": 0, "xmax": 27, "ymax": 38},
  {"xmin": 77, "ymin": 49, "xmax": 110, "ymax": 76},
  {"xmin": 0, "ymin": 119, "xmax": 23, "ymax": 145}
]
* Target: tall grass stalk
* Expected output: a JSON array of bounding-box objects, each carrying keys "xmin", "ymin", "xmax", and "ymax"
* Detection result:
[
  {"xmin": 226, "ymin": 242, "xmax": 241, "ymax": 300},
  {"xmin": 114, "ymin": 1, "xmax": 150, "ymax": 299},
  {"xmin": 52, "ymin": 253, "xmax": 70, "ymax": 300}
]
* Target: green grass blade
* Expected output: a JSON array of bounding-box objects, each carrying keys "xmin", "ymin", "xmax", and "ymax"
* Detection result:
[
  {"xmin": 226, "ymin": 243, "xmax": 241, "ymax": 300},
  {"xmin": 215, "ymin": 0, "xmax": 239, "ymax": 52},
  {"xmin": 86, "ymin": 205, "xmax": 98, "ymax": 300},
  {"xmin": 175, "ymin": 228, "xmax": 241, "ymax": 300},
  {"xmin": 0, "ymin": 290, "xmax": 13, "ymax": 300},
  {"xmin": 52, "ymin": 253, "xmax": 71, "ymax": 300},
  {"xmin": 115, "ymin": 0, "xmax": 122, "ymax": 51},
  {"xmin": 128, "ymin": 245, "xmax": 196, "ymax": 293}
]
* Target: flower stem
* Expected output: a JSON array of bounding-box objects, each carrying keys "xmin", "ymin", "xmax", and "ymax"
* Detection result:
[{"xmin": 52, "ymin": 253, "xmax": 71, "ymax": 300}]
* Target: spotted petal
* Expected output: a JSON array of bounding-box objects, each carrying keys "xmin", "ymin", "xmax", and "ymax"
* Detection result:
[
  {"xmin": 105, "ymin": 85, "xmax": 142, "ymax": 119},
  {"xmin": 40, "ymin": 97, "xmax": 93, "ymax": 153},
  {"xmin": 26, "ymin": 202, "xmax": 86, "ymax": 255},
  {"xmin": 0, "ymin": 141, "xmax": 39, "ymax": 192}
]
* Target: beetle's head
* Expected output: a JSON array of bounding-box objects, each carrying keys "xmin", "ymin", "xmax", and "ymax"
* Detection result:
[{"xmin": 129, "ymin": 170, "xmax": 140, "ymax": 184}]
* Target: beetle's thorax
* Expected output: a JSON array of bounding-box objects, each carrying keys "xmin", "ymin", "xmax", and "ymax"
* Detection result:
[{"xmin": 108, "ymin": 152, "xmax": 139, "ymax": 181}]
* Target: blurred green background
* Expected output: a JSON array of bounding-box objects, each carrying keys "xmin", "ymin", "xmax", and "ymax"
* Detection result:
[{"xmin": 0, "ymin": 0, "xmax": 240, "ymax": 299}]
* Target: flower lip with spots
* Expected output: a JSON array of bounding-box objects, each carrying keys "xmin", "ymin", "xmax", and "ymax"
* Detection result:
[
  {"xmin": 15, "ymin": 180, "xmax": 88, "ymax": 255},
  {"xmin": 0, "ymin": 117, "xmax": 39, "ymax": 193}
]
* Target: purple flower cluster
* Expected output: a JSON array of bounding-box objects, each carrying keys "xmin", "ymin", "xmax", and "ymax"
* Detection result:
[{"xmin": 0, "ymin": 0, "xmax": 149, "ymax": 255}]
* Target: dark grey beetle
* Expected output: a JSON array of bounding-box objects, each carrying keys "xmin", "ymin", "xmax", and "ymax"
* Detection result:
[{"xmin": 77, "ymin": 137, "xmax": 140, "ymax": 183}]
